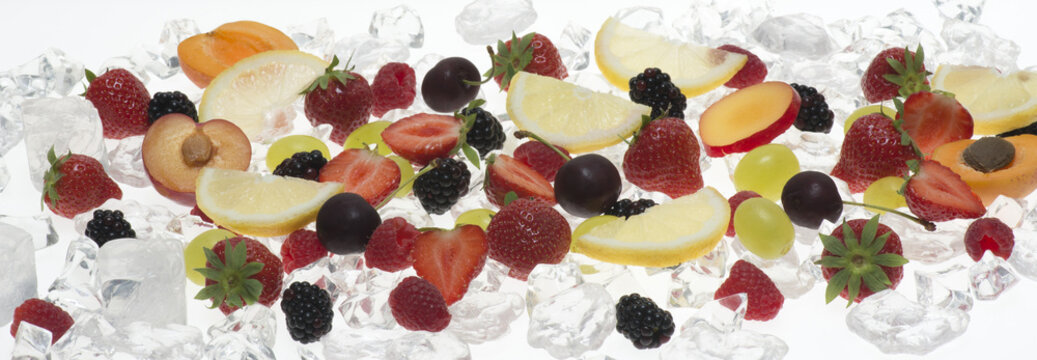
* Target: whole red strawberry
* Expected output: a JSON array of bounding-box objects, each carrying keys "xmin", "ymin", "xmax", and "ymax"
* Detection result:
[
  {"xmin": 10, "ymin": 299, "xmax": 74, "ymax": 344},
  {"xmin": 719, "ymin": 44, "xmax": 767, "ymax": 89},
  {"xmin": 371, "ymin": 62, "xmax": 416, "ymax": 118},
  {"xmin": 486, "ymin": 198, "xmax": 571, "ymax": 280},
  {"xmin": 484, "ymin": 154, "xmax": 555, "ymax": 207},
  {"xmin": 364, "ymin": 217, "xmax": 421, "ymax": 272},
  {"xmin": 280, "ymin": 229, "xmax": 329, "ymax": 274},
  {"xmin": 861, "ymin": 46, "xmax": 929, "ymax": 103},
  {"xmin": 84, "ymin": 68, "xmax": 151, "ymax": 139},
  {"xmin": 490, "ymin": 32, "xmax": 568, "ymax": 91},
  {"xmin": 830, "ymin": 113, "xmax": 918, "ymax": 193},
  {"xmin": 904, "ymin": 160, "xmax": 985, "ymax": 222},
  {"xmin": 42, "ymin": 149, "xmax": 122, "ymax": 219},
  {"xmin": 964, "ymin": 218, "xmax": 1015, "ymax": 261},
  {"xmin": 820, "ymin": 216, "xmax": 908, "ymax": 304},
  {"xmin": 304, "ymin": 56, "xmax": 373, "ymax": 144},
  {"xmin": 513, "ymin": 141, "xmax": 569, "ymax": 182},
  {"xmin": 198, "ymin": 237, "xmax": 284, "ymax": 315},
  {"xmin": 389, "ymin": 276, "xmax": 451, "ymax": 332},
  {"xmin": 623, "ymin": 117, "xmax": 703, "ymax": 198},
  {"xmin": 714, "ymin": 260, "xmax": 784, "ymax": 321}
]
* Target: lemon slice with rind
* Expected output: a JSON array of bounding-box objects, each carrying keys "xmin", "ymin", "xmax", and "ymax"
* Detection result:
[
  {"xmin": 931, "ymin": 65, "xmax": 1037, "ymax": 135},
  {"xmin": 595, "ymin": 17, "xmax": 747, "ymax": 97},
  {"xmin": 199, "ymin": 50, "xmax": 328, "ymax": 141},
  {"xmin": 196, "ymin": 168, "xmax": 344, "ymax": 237},
  {"xmin": 506, "ymin": 71, "xmax": 650, "ymax": 153},
  {"xmin": 573, "ymin": 187, "xmax": 730, "ymax": 267}
]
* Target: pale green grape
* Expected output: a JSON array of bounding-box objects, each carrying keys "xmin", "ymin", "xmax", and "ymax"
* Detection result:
[
  {"xmin": 184, "ymin": 228, "xmax": 237, "ymax": 285},
  {"xmin": 455, "ymin": 208, "xmax": 497, "ymax": 231},
  {"xmin": 266, "ymin": 135, "xmax": 330, "ymax": 172},
  {"xmin": 391, "ymin": 155, "xmax": 416, "ymax": 198},
  {"xmin": 734, "ymin": 197, "xmax": 794, "ymax": 259},
  {"xmin": 733, "ymin": 144, "xmax": 800, "ymax": 201},
  {"xmin": 863, "ymin": 176, "xmax": 907, "ymax": 214},
  {"xmin": 344, "ymin": 121, "xmax": 393, "ymax": 156},
  {"xmin": 844, "ymin": 105, "xmax": 896, "ymax": 134}
]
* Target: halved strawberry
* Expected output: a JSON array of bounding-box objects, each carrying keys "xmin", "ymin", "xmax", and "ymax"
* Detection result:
[
  {"xmin": 899, "ymin": 91, "xmax": 973, "ymax": 156},
  {"xmin": 318, "ymin": 148, "xmax": 401, "ymax": 207},
  {"xmin": 412, "ymin": 225, "xmax": 488, "ymax": 305},
  {"xmin": 904, "ymin": 160, "xmax": 985, "ymax": 222},
  {"xmin": 484, "ymin": 154, "xmax": 555, "ymax": 207},
  {"xmin": 381, "ymin": 113, "xmax": 461, "ymax": 166}
]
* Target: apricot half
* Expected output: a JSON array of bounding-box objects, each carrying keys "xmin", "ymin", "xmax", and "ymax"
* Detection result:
[
  {"xmin": 699, "ymin": 81, "xmax": 801, "ymax": 157},
  {"xmin": 142, "ymin": 114, "xmax": 251, "ymax": 193},
  {"xmin": 931, "ymin": 135, "xmax": 1037, "ymax": 205},
  {"xmin": 178, "ymin": 21, "xmax": 297, "ymax": 88}
]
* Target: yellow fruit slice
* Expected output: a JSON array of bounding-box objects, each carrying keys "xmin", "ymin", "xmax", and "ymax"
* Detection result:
[
  {"xmin": 594, "ymin": 16, "xmax": 747, "ymax": 97},
  {"xmin": 196, "ymin": 168, "xmax": 343, "ymax": 236},
  {"xmin": 931, "ymin": 65, "xmax": 1037, "ymax": 135},
  {"xmin": 199, "ymin": 50, "xmax": 328, "ymax": 141},
  {"xmin": 506, "ymin": 71, "xmax": 650, "ymax": 153},
  {"xmin": 572, "ymin": 187, "xmax": 730, "ymax": 267}
]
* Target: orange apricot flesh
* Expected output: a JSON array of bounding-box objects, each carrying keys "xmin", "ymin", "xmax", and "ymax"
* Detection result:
[
  {"xmin": 178, "ymin": 21, "xmax": 297, "ymax": 88},
  {"xmin": 931, "ymin": 134, "xmax": 1037, "ymax": 206}
]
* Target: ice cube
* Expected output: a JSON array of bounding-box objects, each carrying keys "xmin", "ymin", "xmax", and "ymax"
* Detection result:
[
  {"xmin": 969, "ymin": 252, "xmax": 1018, "ymax": 300},
  {"xmin": 446, "ymin": 290, "xmax": 524, "ymax": 344},
  {"xmin": 332, "ymin": 34, "xmax": 410, "ymax": 79},
  {"xmin": 751, "ymin": 14, "xmax": 836, "ymax": 60},
  {"xmin": 0, "ymin": 214, "xmax": 59, "ymax": 250},
  {"xmin": 986, "ymin": 196, "xmax": 1025, "ymax": 228},
  {"xmin": 880, "ymin": 213, "xmax": 965, "ymax": 264},
  {"xmin": 98, "ymin": 238, "xmax": 185, "ymax": 327},
  {"xmin": 454, "ymin": 0, "xmax": 537, "ymax": 46},
  {"xmin": 338, "ymin": 267, "xmax": 403, "ymax": 329},
  {"xmin": 51, "ymin": 314, "xmax": 204, "ymax": 359},
  {"xmin": 44, "ymin": 237, "xmax": 102, "ymax": 318},
  {"xmin": 556, "ymin": 23, "xmax": 592, "ymax": 72},
  {"xmin": 0, "ymin": 156, "xmax": 9, "ymax": 193},
  {"xmin": 527, "ymin": 283, "xmax": 615, "ymax": 359},
  {"xmin": 613, "ymin": 6, "xmax": 664, "ymax": 32},
  {"xmin": 106, "ymin": 135, "xmax": 149, "ymax": 188},
  {"xmin": 733, "ymin": 243, "xmax": 816, "ymax": 299},
  {"xmin": 938, "ymin": 19, "xmax": 1019, "ymax": 72},
  {"xmin": 322, "ymin": 327, "xmax": 400, "ymax": 360},
  {"xmin": 11, "ymin": 322, "xmax": 52, "ymax": 360},
  {"xmin": 285, "ymin": 257, "xmax": 342, "ymax": 303},
  {"xmin": 525, "ymin": 260, "xmax": 584, "ymax": 313},
  {"xmin": 669, "ymin": 239, "xmax": 728, "ymax": 308},
  {"xmin": 8, "ymin": 48, "xmax": 85, "ymax": 98},
  {"xmin": 0, "ymin": 91, "xmax": 23, "ymax": 156},
  {"xmin": 684, "ymin": 293, "xmax": 748, "ymax": 334},
  {"xmin": 21, "ymin": 97, "xmax": 108, "ymax": 192},
  {"xmin": 370, "ymin": 5, "xmax": 424, "ymax": 48},
  {"xmin": 288, "ymin": 18, "xmax": 336, "ymax": 60},
  {"xmin": 157, "ymin": 19, "xmax": 200, "ymax": 78},
  {"xmin": 662, "ymin": 320, "xmax": 789, "ymax": 360},
  {"xmin": 469, "ymin": 258, "xmax": 509, "ymax": 293},
  {"xmin": 1007, "ymin": 229, "xmax": 1037, "ymax": 280},
  {"xmin": 0, "ymin": 222, "xmax": 37, "ymax": 325},
  {"xmin": 915, "ymin": 263, "xmax": 973, "ymax": 312},
  {"xmin": 100, "ymin": 52, "xmax": 151, "ymax": 85},
  {"xmin": 933, "ymin": 0, "xmax": 986, "ymax": 23},
  {"xmin": 204, "ymin": 332, "xmax": 275, "ymax": 360},
  {"xmin": 207, "ymin": 304, "xmax": 277, "ymax": 348},
  {"xmin": 845, "ymin": 290, "xmax": 969, "ymax": 355},
  {"xmin": 385, "ymin": 331, "xmax": 471, "ymax": 360},
  {"xmin": 673, "ymin": 0, "xmax": 773, "ymax": 47}
]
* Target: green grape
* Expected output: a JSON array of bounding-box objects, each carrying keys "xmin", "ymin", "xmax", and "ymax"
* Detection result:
[
  {"xmin": 733, "ymin": 144, "xmax": 800, "ymax": 201},
  {"xmin": 455, "ymin": 208, "xmax": 497, "ymax": 231},
  {"xmin": 184, "ymin": 228, "xmax": 237, "ymax": 286},
  {"xmin": 733, "ymin": 198, "xmax": 794, "ymax": 259},
  {"xmin": 390, "ymin": 155, "xmax": 415, "ymax": 198},
  {"xmin": 844, "ymin": 105, "xmax": 896, "ymax": 134},
  {"xmin": 344, "ymin": 121, "xmax": 393, "ymax": 156},
  {"xmin": 266, "ymin": 135, "xmax": 331, "ymax": 172},
  {"xmin": 863, "ymin": 176, "xmax": 907, "ymax": 214}
]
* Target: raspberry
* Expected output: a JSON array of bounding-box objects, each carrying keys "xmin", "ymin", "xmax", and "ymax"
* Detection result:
[
  {"xmin": 273, "ymin": 150, "xmax": 328, "ymax": 181},
  {"xmin": 615, "ymin": 293, "xmax": 674, "ymax": 349},
  {"xmin": 628, "ymin": 67, "xmax": 686, "ymax": 119},
  {"xmin": 148, "ymin": 91, "xmax": 198, "ymax": 123},
  {"xmin": 413, "ymin": 158, "xmax": 471, "ymax": 215},
  {"xmin": 84, "ymin": 209, "xmax": 136, "ymax": 247},
  {"xmin": 280, "ymin": 229, "xmax": 329, "ymax": 274},
  {"xmin": 388, "ymin": 276, "xmax": 451, "ymax": 332},
  {"xmin": 790, "ymin": 83, "xmax": 834, "ymax": 133},
  {"xmin": 364, "ymin": 217, "xmax": 421, "ymax": 272},
  {"xmin": 604, "ymin": 199, "xmax": 657, "ymax": 219},
  {"xmin": 714, "ymin": 260, "xmax": 784, "ymax": 321},
  {"xmin": 10, "ymin": 299, "xmax": 74, "ymax": 344},
  {"xmin": 719, "ymin": 44, "xmax": 767, "ymax": 89},
  {"xmin": 964, "ymin": 218, "xmax": 1015, "ymax": 262},
  {"xmin": 513, "ymin": 141, "xmax": 569, "ymax": 182},
  {"xmin": 460, "ymin": 106, "xmax": 505, "ymax": 157},
  {"xmin": 726, "ymin": 191, "xmax": 762, "ymax": 237},
  {"xmin": 281, "ymin": 282, "xmax": 334, "ymax": 343},
  {"xmin": 371, "ymin": 62, "xmax": 416, "ymax": 117}
]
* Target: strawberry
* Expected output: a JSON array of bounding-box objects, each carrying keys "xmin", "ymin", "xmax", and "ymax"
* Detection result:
[
  {"xmin": 830, "ymin": 113, "xmax": 918, "ymax": 193},
  {"xmin": 719, "ymin": 44, "xmax": 767, "ymax": 89},
  {"xmin": 489, "ymin": 32, "xmax": 568, "ymax": 91},
  {"xmin": 9, "ymin": 298, "xmax": 74, "ymax": 344},
  {"xmin": 964, "ymin": 218, "xmax": 1015, "ymax": 261},
  {"xmin": 861, "ymin": 46, "xmax": 929, "ymax": 103},
  {"xmin": 820, "ymin": 216, "xmax": 908, "ymax": 304},
  {"xmin": 513, "ymin": 140, "xmax": 569, "ymax": 182},
  {"xmin": 280, "ymin": 229, "xmax": 328, "ymax": 274},
  {"xmin": 903, "ymin": 160, "xmax": 985, "ymax": 222},
  {"xmin": 486, "ymin": 198, "xmax": 571, "ymax": 280},
  {"xmin": 197, "ymin": 237, "xmax": 284, "ymax": 315},
  {"xmin": 83, "ymin": 68, "xmax": 151, "ymax": 139},
  {"xmin": 622, "ymin": 117, "xmax": 703, "ymax": 198},
  {"xmin": 726, "ymin": 190, "xmax": 762, "ymax": 237},
  {"xmin": 303, "ymin": 56, "xmax": 373, "ymax": 144},
  {"xmin": 371, "ymin": 62, "xmax": 416, "ymax": 118},
  {"xmin": 412, "ymin": 225, "xmax": 488, "ymax": 305},
  {"xmin": 898, "ymin": 91, "xmax": 973, "ymax": 156},
  {"xmin": 484, "ymin": 154, "xmax": 555, "ymax": 207},
  {"xmin": 364, "ymin": 217, "xmax": 421, "ymax": 272},
  {"xmin": 42, "ymin": 149, "xmax": 122, "ymax": 219},
  {"xmin": 381, "ymin": 113, "xmax": 461, "ymax": 166},
  {"xmin": 388, "ymin": 276, "xmax": 451, "ymax": 332},
  {"xmin": 714, "ymin": 260, "xmax": 784, "ymax": 321},
  {"xmin": 318, "ymin": 148, "xmax": 401, "ymax": 207}
]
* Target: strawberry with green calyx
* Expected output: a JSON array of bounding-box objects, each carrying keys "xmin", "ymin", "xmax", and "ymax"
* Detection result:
[
  {"xmin": 477, "ymin": 32, "xmax": 568, "ymax": 91},
  {"xmin": 83, "ymin": 68, "xmax": 151, "ymax": 139},
  {"xmin": 861, "ymin": 45, "xmax": 930, "ymax": 103},
  {"xmin": 42, "ymin": 147, "xmax": 122, "ymax": 219},
  {"xmin": 196, "ymin": 237, "xmax": 284, "ymax": 315},
  {"xmin": 303, "ymin": 55, "xmax": 374, "ymax": 144},
  {"xmin": 622, "ymin": 114, "xmax": 703, "ymax": 198},
  {"xmin": 820, "ymin": 216, "xmax": 909, "ymax": 306}
]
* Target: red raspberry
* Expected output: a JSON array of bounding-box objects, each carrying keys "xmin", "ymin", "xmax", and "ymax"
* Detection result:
[
  {"xmin": 371, "ymin": 62, "xmax": 417, "ymax": 118},
  {"xmin": 726, "ymin": 190, "xmax": 762, "ymax": 237},
  {"xmin": 714, "ymin": 260, "xmax": 784, "ymax": 321},
  {"xmin": 513, "ymin": 141, "xmax": 569, "ymax": 182},
  {"xmin": 719, "ymin": 45, "xmax": 767, "ymax": 89},
  {"xmin": 486, "ymin": 198, "xmax": 571, "ymax": 280},
  {"xmin": 364, "ymin": 217, "xmax": 421, "ymax": 272},
  {"xmin": 964, "ymin": 218, "xmax": 1015, "ymax": 262},
  {"xmin": 10, "ymin": 299, "xmax": 74, "ymax": 344},
  {"xmin": 388, "ymin": 276, "xmax": 451, "ymax": 332},
  {"xmin": 280, "ymin": 230, "xmax": 329, "ymax": 273}
]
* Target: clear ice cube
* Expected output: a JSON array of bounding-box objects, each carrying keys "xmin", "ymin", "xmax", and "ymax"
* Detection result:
[
  {"xmin": 7, "ymin": 48, "xmax": 85, "ymax": 98},
  {"xmin": 0, "ymin": 222, "xmax": 37, "ymax": 326},
  {"xmin": 454, "ymin": 0, "xmax": 537, "ymax": 46},
  {"xmin": 880, "ymin": 212, "xmax": 965, "ymax": 264},
  {"xmin": 100, "ymin": 52, "xmax": 152, "ymax": 85},
  {"xmin": 527, "ymin": 283, "xmax": 615, "ymax": 359},
  {"xmin": 669, "ymin": 239, "xmax": 728, "ymax": 308},
  {"xmin": 933, "ymin": 0, "xmax": 986, "ymax": 23},
  {"xmin": 915, "ymin": 263, "xmax": 973, "ymax": 312},
  {"xmin": 332, "ymin": 34, "xmax": 410, "ymax": 79},
  {"xmin": 288, "ymin": 18, "xmax": 336, "ymax": 60},
  {"xmin": 285, "ymin": 257, "xmax": 342, "ymax": 303},
  {"xmin": 986, "ymin": 196, "xmax": 1025, "ymax": 228},
  {"xmin": 556, "ymin": 22, "xmax": 592, "ymax": 72},
  {"xmin": 12, "ymin": 322, "xmax": 52, "ymax": 360},
  {"xmin": 673, "ymin": 0, "xmax": 773, "ymax": 47},
  {"xmin": 51, "ymin": 314, "xmax": 204, "ymax": 359},
  {"xmin": 1007, "ymin": 229, "xmax": 1037, "ymax": 280},
  {"xmin": 662, "ymin": 320, "xmax": 789, "ymax": 360},
  {"xmin": 0, "ymin": 213, "xmax": 59, "ymax": 249},
  {"xmin": 683, "ymin": 293, "xmax": 748, "ymax": 334},
  {"xmin": 613, "ymin": 6, "xmax": 664, "ymax": 32},
  {"xmin": 322, "ymin": 327, "xmax": 400, "ymax": 360},
  {"xmin": 204, "ymin": 332, "xmax": 275, "ymax": 360},
  {"xmin": 469, "ymin": 258, "xmax": 508, "ymax": 293},
  {"xmin": 44, "ymin": 237, "xmax": 101, "ymax": 318},
  {"xmin": 385, "ymin": 331, "xmax": 471, "ymax": 360},
  {"xmin": 98, "ymin": 238, "xmax": 185, "ymax": 327},
  {"xmin": 370, "ymin": 5, "xmax": 424, "ymax": 48},
  {"xmin": 525, "ymin": 260, "xmax": 584, "ymax": 313},
  {"xmin": 751, "ymin": 14, "xmax": 836, "ymax": 60},
  {"xmin": 0, "ymin": 91, "xmax": 23, "ymax": 156},
  {"xmin": 21, "ymin": 97, "xmax": 108, "ymax": 192},
  {"xmin": 938, "ymin": 19, "xmax": 1019, "ymax": 72},
  {"xmin": 0, "ymin": 156, "xmax": 9, "ymax": 193},
  {"xmin": 106, "ymin": 135, "xmax": 149, "ymax": 187},
  {"xmin": 157, "ymin": 19, "xmax": 200, "ymax": 78},
  {"xmin": 338, "ymin": 266, "xmax": 403, "ymax": 329},
  {"xmin": 969, "ymin": 252, "xmax": 1018, "ymax": 300},
  {"xmin": 447, "ymin": 290, "xmax": 524, "ymax": 344},
  {"xmin": 207, "ymin": 304, "xmax": 277, "ymax": 348},
  {"xmin": 845, "ymin": 290, "xmax": 969, "ymax": 355},
  {"xmin": 733, "ymin": 243, "xmax": 816, "ymax": 299}
]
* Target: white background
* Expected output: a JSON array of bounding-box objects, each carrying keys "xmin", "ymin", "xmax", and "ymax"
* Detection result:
[{"xmin": 3, "ymin": 0, "xmax": 1037, "ymax": 359}]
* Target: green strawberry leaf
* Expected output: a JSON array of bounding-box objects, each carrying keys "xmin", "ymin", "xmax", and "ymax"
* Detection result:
[{"xmin": 825, "ymin": 268, "xmax": 851, "ymax": 304}]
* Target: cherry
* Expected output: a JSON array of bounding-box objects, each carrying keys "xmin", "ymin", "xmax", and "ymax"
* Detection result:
[
  {"xmin": 316, "ymin": 192, "xmax": 381, "ymax": 254},
  {"xmin": 421, "ymin": 57, "xmax": 481, "ymax": 113},
  {"xmin": 554, "ymin": 154, "xmax": 622, "ymax": 218}
]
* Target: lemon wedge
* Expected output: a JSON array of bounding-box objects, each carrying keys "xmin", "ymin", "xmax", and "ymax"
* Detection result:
[{"xmin": 931, "ymin": 65, "xmax": 1037, "ymax": 135}]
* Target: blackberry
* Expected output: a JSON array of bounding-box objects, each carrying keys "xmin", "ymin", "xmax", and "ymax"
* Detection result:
[
  {"xmin": 148, "ymin": 91, "xmax": 198, "ymax": 123},
  {"xmin": 790, "ymin": 83, "xmax": 834, "ymax": 133},
  {"xmin": 604, "ymin": 199, "xmax": 657, "ymax": 219},
  {"xmin": 413, "ymin": 158, "xmax": 471, "ymax": 215},
  {"xmin": 84, "ymin": 209, "xmax": 135, "ymax": 247},
  {"xmin": 615, "ymin": 293, "xmax": 674, "ymax": 349},
  {"xmin": 273, "ymin": 150, "xmax": 327, "ymax": 180},
  {"xmin": 280, "ymin": 281, "xmax": 334, "ymax": 344},
  {"xmin": 628, "ymin": 68, "xmax": 686, "ymax": 119},
  {"xmin": 460, "ymin": 106, "xmax": 505, "ymax": 157}
]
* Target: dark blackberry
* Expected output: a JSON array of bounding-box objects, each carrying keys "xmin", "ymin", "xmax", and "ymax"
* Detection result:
[
  {"xmin": 604, "ymin": 199, "xmax": 657, "ymax": 219},
  {"xmin": 790, "ymin": 83, "xmax": 834, "ymax": 133},
  {"xmin": 628, "ymin": 68, "xmax": 686, "ymax": 119},
  {"xmin": 413, "ymin": 158, "xmax": 471, "ymax": 215},
  {"xmin": 84, "ymin": 209, "xmax": 135, "ymax": 247},
  {"xmin": 997, "ymin": 121, "xmax": 1037, "ymax": 138},
  {"xmin": 460, "ymin": 106, "xmax": 505, "ymax": 157},
  {"xmin": 148, "ymin": 91, "xmax": 198, "ymax": 123},
  {"xmin": 615, "ymin": 293, "xmax": 674, "ymax": 349},
  {"xmin": 273, "ymin": 150, "xmax": 327, "ymax": 181},
  {"xmin": 280, "ymin": 281, "xmax": 334, "ymax": 344}
]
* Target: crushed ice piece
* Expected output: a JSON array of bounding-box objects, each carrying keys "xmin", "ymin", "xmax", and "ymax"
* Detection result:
[
  {"xmin": 454, "ymin": 0, "xmax": 537, "ymax": 46},
  {"xmin": 205, "ymin": 332, "xmax": 275, "ymax": 360},
  {"xmin": 107, "ymin": 135, "xmax": 149, "ymax": 187},
  {"xmin": 99, "ymin": 51, "xmax": 152, "ymax": 85},
  {"xmin": 12, "ymin": 322, "xmax": 52, "ymax": 360},
  {"xmin": 322, "ymin": 327, "xmax": 470, "ymax": 360},
  {"xmin": 775, "ymin": 128, "xmax": 841, "ymax": 173},
  {"xmin": 0, "ymin": 212, "xmax": 58, "ymax": 250},
  {"xmin": 938, "ymin": 19, "xmax": 1019, "ymax": 72},
  {"xmin": 379, "ymin": 196, "xmax": 436, "ymax": 228},
  {"xmin": 0, "ymin": 222, "xmax": 37, "ymax": 326},
  {"xmin": 0, "ymin": 156, "xmax": 9, "ymax": 193},
  {"xmin": 98, "ymin": 237, "xmax": 185, "ymax": 327},
  {"xmin": 469, "ymin": 258, "xmax": 508, "ymax": 293},
  {"xmin": 613, "ymin": 6, "xmax": 664, "ymax": 32},
  {"xmin": 207, "ymin": 304, "xmax": 277, "ymax": 348},
  {"xmin": 370, "ymin": 5, "xmax": 424, "ymax": 48},
  {"xmin": 0, "ymin": 92, "xmax": 22, "ymax": 156},
  {"xmin": 51, "ymin": 314, "xmax": 204, "ymax": 359},
  {"xmin": 385, "ymin": 331, "xmax": 471, "ymax": 360},
  {"xmin": 684, "ymin": 293, "xmax": 747, "ymax": 334},
  {"xmin": 447, "ymin": 290, "xmax": 524, "ymax": 344},
  {"xmin": 915, "ymin": 263, "xmax": 973, "ymax": 312},
  {"xmin": 669, "ymin": 239, "xmax": 728, "ymax": 308},
  {"xmin": 7, "ymin": 48, "xmax": 85, "ymax": 98},
  {"xmin": 969, "ymin": 252, "xmax": 1018, "ymax": 300},
  {"xmin": 733, "ymin": 242, "xmax": 816, "ymax": 299},
  {"xmin": 933, "ymin": 0, "xmax": 986, "ymax": 23},
  {"xmin": 332, "ymin": 34, "xmax": 410, "ymax": 79},
  {"xmin": 986, "ymin": 196, "xmax": 1025, "ymax": 228},
  {"xmin": 338, "ymin": 266, "xmax": 402, "ymax": 329},
  {"xmin": 751, "ymin": 14, "xmax": 836, "ymax": 60},
  {"xmin": 21, "ymin": 97, "xmax": 108, "ymax": 192},
  {"xmin": 285, "ymin": 257, "xmax": 342, "ymax": 303},
  {"xmin": 44, "ymin": 237, "xmax": 101, "ymax": 318},
  {"xmin": 525, "ymin": 260, "xmax": 583, "ymax": 313},
  {"xmin": 556, "ymin": 22, "xmax": 592, "ymax": 72},
  {"xmin": 288, "ymin": 18, "xmax": 336, "ymax": 60},
  {"xmin": 673, "ymin": 0, "xmax": 773, "ymax": 47},
  {"xmin": 846, "ymin": 290, "xmax": 969, "ymax": 355},
  {"xmin": 527, "ymin": 283, "xmax": 615, "ymax": 359},
  {"xmin": 880, "ymin": 213, "xmax": 965, "ymax": 264},
  {"xmin": 1007, "ymin": 229, "xmax": 1037, "ymax": 280},
  {"xmin": 666, "ymin": 295, "xmax": 787, "ymax": 360},
  {"xmin": 157, "ymin": 19, "xmax": 199, "ymax": 78}
]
